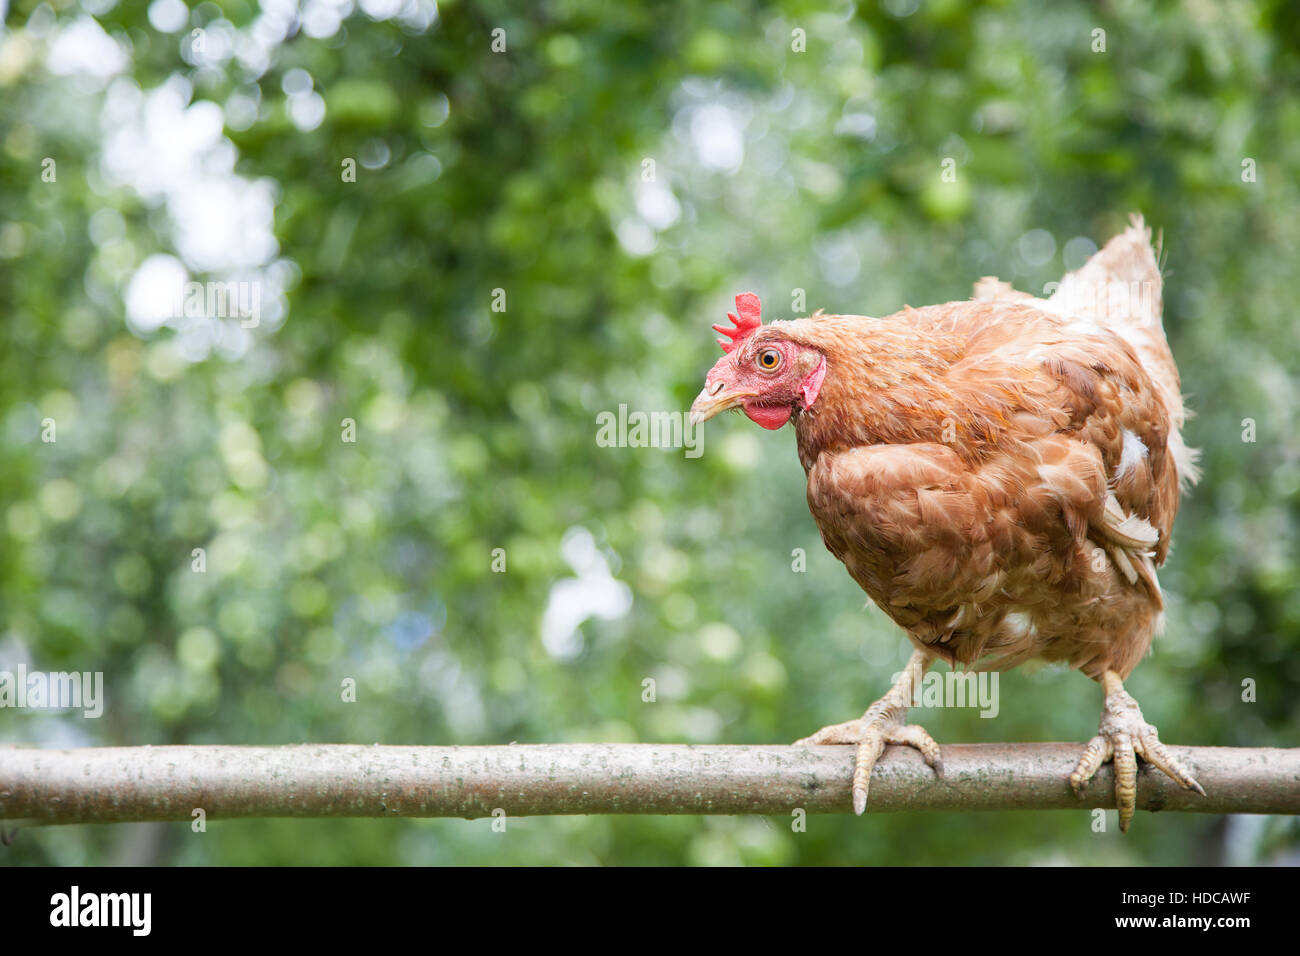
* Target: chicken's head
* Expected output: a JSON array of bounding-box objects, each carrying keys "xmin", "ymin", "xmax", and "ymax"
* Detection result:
[{"xmin": 689, "ymin": 293, "xmax": 827, "ymax": 430}]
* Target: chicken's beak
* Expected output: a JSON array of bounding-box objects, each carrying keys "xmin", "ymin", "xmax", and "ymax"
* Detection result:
[{"xmin": 689, "ymin": 381, "xmax": 752, "ymax": 426}]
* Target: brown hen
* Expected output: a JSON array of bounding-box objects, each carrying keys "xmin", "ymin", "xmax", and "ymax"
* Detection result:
[{"xmin": 690, "ymin": 215, "xmax": 1203, "ymax": 829}]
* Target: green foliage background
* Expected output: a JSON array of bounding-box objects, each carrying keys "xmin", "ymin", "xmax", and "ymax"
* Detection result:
[{"xmin": 2, "ymin": 0, "xmax": 1298, "ymax": 865}]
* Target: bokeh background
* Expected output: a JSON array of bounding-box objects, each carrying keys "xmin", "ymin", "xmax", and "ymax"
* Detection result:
[{"xmin": 2, "ymin": 0, "xmax": 1298, "ymax": 865}]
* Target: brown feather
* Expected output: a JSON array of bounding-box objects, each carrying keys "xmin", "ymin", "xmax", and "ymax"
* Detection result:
[{"xmin": 758, "ymin": 217, "xmax": 1193, "ymax": 680}]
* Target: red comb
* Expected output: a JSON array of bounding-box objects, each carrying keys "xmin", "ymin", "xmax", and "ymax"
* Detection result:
[{"xmin": 712, "ymin": 292, "xmax": 762, "ymax": 353}]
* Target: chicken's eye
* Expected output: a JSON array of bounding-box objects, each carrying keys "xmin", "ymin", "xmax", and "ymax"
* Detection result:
[{"xmin": 757, "ymin": 348, "xmax": 782, "ymax": 371}]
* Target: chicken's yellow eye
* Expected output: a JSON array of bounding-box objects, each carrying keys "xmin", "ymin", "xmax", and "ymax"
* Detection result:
[{"xmin": 758, "ymin": 348, "xmax": 781, "ymax": 370}]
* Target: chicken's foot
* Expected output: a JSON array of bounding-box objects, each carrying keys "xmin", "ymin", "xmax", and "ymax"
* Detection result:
[
  {"xmin": 1069, "ymin": 670, "xmax": 1204, "ymax": 831},
  {"xmin": 794, "ymin": 649, "xmax": 942, "ymax": 815}
]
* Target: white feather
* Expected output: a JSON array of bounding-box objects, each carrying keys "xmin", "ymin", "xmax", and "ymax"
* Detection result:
[{"xmin": 1116, "ymin": 428, "xmax": 1148, "ymax": 481}]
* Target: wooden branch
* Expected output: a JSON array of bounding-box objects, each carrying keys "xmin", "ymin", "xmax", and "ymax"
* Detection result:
[{"xmin": 2, "ymin": 743, "xmax": 1297, "ymax": 826}]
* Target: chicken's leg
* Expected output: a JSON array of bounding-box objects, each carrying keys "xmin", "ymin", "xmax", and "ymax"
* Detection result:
[
  {"xmin": 1069, "ymin": 670, "xmax": 1205, "ymax": 831},
  {"xmin": 794, "ymin": 649, "xmax": 942, "ymax": 815}
]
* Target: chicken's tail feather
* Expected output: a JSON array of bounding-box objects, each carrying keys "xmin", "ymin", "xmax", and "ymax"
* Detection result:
[
  {"xmin": 1048, "ymin": 213, "xmax": 1163, "ymax": 330},
  {"xmin": 1049, "ymin": 214, "xmax": 1201, "ymax": 489}
]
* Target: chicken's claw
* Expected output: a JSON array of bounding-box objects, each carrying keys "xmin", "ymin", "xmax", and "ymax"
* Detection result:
[
  {"xmin": 1070, "ymin": 671, "xmax": 1204, "ymax": 832},
  {"xmin": 794, "ymin": 650, "xmax": 941, "ymax": 815}
]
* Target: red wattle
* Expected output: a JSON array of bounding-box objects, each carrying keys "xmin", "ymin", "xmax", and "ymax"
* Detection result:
[{"xmin": 743, "ymin": 403, "xmax": 792, "ymax": 429}]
